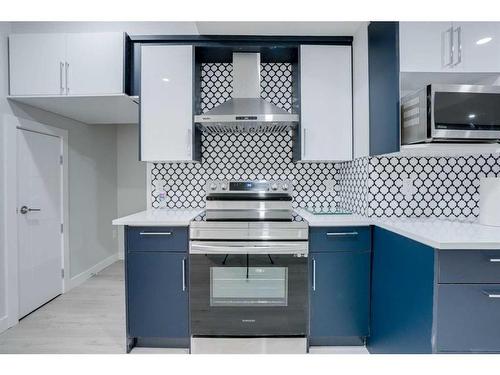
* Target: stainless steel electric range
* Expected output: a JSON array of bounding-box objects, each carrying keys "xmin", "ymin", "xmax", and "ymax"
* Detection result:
[{"xmin": 189, "ymin": 180, "xmax": 309, "ymax": 353}]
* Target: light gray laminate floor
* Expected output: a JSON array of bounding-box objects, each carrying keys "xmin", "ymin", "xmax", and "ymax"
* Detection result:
[
  {"xmin": 0, "ymin": 260, "xmax": 367, "ymax": 354},
  {"xmin": 0, "ymin": 261, "xmax": 127, "ymax": 354}
]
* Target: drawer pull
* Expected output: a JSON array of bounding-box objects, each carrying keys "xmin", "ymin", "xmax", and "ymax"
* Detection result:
[
  {"xmin": 139, "ymin": 232, "xmax": 172, "ymax": 236},
  {"xmin": 483, "ymin": 291, "xmax": 500, "ymax": 298},
  {"xmin": 326, "ymin": 232, "xmax": 359, "ymax": 237},
  {"xmin": 489, "ymin": 258, "xmax": 500, "ymax": 263}
]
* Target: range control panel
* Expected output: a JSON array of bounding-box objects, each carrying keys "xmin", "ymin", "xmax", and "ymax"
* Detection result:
[{"xmin": 205, "ymin": 180, "xmax": 292, "ymax": 195}]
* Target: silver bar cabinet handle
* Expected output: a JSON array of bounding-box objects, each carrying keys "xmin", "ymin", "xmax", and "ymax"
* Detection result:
[
  {"xmin": 453, "ymin": 26, "xmax": 462, "ymax": 66},
  {"xmin": 65, "ymin": 62, "xmax": 69, "ymax": 94},
  {"xmin": 489, "ymin": 258, "xmax": 500, "ymax": 263},
  {"xmin": 182, "ymin": 258, "xmax": 187, "ymax": 291},
  {"xmin": 187, "ymin": 128, "xmax": 192, "ymax": 156},
  {"xmin": 449, "ymin": 27, "xmax": 454, "ymax": 67},
  {"xmin": 484, "ymin": 291, "xmax": 500, "ymax": 298},
  {"xmin": 59, "ymin": 62, "xmax": 64, "ymax": 94},
  {"xmin": 139, "ymin": 231, "xmax": 172, "ymax": 236},
  {"xmin": 326, "ymin": 232, "xmax": 359, "ymax": 237},
  {"xmin": 302, "ymin": 128, "xmax": 306, "ymax": 158},
  {"xmin": 312, "ymin": 258, "xmax": 316, "ymax": 291}
]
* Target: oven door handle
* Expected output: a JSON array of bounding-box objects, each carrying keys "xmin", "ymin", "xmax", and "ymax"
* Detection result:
[{"xmin": 190, "ymin": 242, "xmax": 308, "ymax": 255}]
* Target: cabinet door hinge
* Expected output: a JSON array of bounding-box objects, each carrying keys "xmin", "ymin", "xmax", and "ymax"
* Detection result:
[
  {"xmin": 61, "ymin": 269, "xmax": 65, "ymax": 278},
  {"xmin": 60, "ymin": 155, "xmax": 63, "ymax": 165},
  {"xmin": 60, "ymin": 223, "xmax": 63, "ymax": 233}
]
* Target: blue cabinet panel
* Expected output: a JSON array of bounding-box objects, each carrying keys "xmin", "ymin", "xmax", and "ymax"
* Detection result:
[
  {"xmin": 309, "ymin": 226, "xmax": 371, "ymax": 253},
  {"xmin": 126, "ymin": 226, "xmax": 188, "ymax": 252},
  {"xmin": 368, "ymin": 227, "xmax": 435, "ymax": 353},
  {"xmin": 127, "ymin": 251, "xmax": 188, "ymax": 339},
  {"xmin": 436, "ymin": 284, "xmax": 500, "ymax": 352},
  {"xmin": 438, "ymin": 250, "xmax": 500, "ymax": 284},
  {"xmin": 310, "ymin": 251, "xmax": 371, "ymax": 344},
  {"xmin": 368, "ymin": 21, "xmax": 400, "ymax": 156}
]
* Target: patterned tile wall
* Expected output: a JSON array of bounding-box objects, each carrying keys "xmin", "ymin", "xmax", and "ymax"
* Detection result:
[
  {"xmin": 365, "ymin": 154, "xmax": 500, "ymax": 218},
  {"xmin": 150, "ymin": 62, "xmax": 342, "ymax": 209},
  {"xmin": 150, "ymin": 61, "xmax": 500, "ymax": 218}
]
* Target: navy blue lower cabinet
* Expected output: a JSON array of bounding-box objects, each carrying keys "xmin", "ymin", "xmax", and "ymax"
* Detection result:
[
  {"xmin": 368, "ymin": 228, "xmax": 500, "ymax": 354},
  {"xmin": 368, "ymin": 227, "xmax": 435, "ymax": 354},
  {"xmin": 125, "ymin": 226, "xmax": 189, "ymax": 352},
  {"xmin": 309, "ymin": 226, "xmax": 371, "ymax": 346}
]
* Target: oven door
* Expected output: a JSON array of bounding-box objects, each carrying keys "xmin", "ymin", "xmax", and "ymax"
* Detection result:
[{"xmin": 189, "ymin": 241, "xmax": 308, "ymax": 337}]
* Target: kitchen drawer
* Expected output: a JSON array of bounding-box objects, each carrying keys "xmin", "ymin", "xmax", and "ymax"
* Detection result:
[
  {"xmin": 436, "ymin": 284, "xmax": 500, "ymax": 352},
  {"xmin": 126, "ymin": 226, "xmax": 188, "ymax": 252},
  {"xmin": 439, "ymin": 250, "xmax": 500, "ymax": 284},
  {"xmin": 309, "ymin": 226, "xmax": 371, "ymax": 252}
]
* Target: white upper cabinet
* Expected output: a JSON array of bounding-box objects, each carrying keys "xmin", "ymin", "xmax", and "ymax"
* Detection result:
[
  {"xmin": 457, "ymin": 22, "xmax": 500, "ymax": 73},
  {"xmin": 300, "ymin": 45, "xmax": 353, "ymax": 161},
  {"xmin": 9, "ymin": 32, "xmax": 125, "ymax": 96},
  {"xmin": 399, "ymin": 22, "xmax": 456, "ymax": 72},
  {"xmin": 140, "ymin": 45, "xmax": 193, "ymax": 162},
  {"xmin": 65, "ymin": 33, "xmax": 124, "ymax": 95},
  {"xmin": 9, "ymin": 34, "xmax": 67, "ymax": 96},
  {"xmin": 400, "ymin": 22, "xmax": 500, "ymax": 73}
]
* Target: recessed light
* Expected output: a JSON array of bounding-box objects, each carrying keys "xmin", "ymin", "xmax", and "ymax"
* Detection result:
[
  {"xmin": 468, "ymin": 113, "xmax": 476, "ymax": 119},
  {"xmin": 162, "ymin": 78, "xmax": 170, "ymax": 82},
  {"xmin": 476, "ymin": 37, "xmax": 493, "ymax": 45}
]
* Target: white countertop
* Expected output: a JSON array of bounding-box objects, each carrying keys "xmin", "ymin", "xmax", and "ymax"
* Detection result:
[
  {"xmin": 112, "ymin": 209, "xmax": 203, "ymax": 227},
  {"xmin": 295, "ymin": 209, "xmax": 372, "ymax": 227},
  {"xmin": 113, "ymin": 208, "xmax": 500, "ymax": 250},
  {"xmin": 297, "ymin": 208, "xmax": 500, "ymax": 250}
]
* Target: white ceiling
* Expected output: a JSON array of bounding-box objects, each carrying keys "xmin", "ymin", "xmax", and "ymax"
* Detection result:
[
  {"xmin": 195, "ymin": 22, "xmax": 364, "ymax": 36},
  {"xmin": 9, "ymin": 21, "xmax": 364, "ymax": 36}
]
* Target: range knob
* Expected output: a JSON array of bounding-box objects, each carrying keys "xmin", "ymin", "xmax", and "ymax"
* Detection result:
[
  {"xmin": 210, "ymin": 183, "xmax": 217, "ymax": 191},
  {"xmin": 282, "ymin": 183, "xmax": 289, "ymax": 191},
  {"xmin": 220, "ymin": 183, "xmax": 228, "ymax": 191},
  {"xmin": 271, "ymin": 183, "xmax": 278, "ymax": 191}
]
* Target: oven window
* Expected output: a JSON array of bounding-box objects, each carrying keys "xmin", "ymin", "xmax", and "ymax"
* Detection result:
[{"xmin": 210, "ymin": 267, "xmax": 288, "ymax": 307}]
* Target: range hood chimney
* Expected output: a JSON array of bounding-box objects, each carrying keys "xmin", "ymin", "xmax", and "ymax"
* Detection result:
[{"xmin": 194, "ymin": 53, "xmax": 299, "ymax": 134}]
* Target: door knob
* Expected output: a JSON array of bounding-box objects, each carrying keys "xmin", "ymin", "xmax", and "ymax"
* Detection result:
[{"xmin": 19, "ymin": 206, "xmax": 41, "ymax": 214}]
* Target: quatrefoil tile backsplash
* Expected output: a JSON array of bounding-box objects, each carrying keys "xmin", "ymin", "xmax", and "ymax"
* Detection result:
[{"xmin": 149, "ymin": 61, "xmax": 500, "ymax": 218}]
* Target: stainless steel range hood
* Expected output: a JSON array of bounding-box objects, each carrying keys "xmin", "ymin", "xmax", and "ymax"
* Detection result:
[{"xmin": 194, "ymin": 53, "xmax": 299, "ymax": 134}]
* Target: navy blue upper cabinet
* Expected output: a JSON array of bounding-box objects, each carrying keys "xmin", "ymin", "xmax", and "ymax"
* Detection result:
[
  {"xmin": 368, "ymin": 22, "xmax": 400, "ymax": 156},
  {"xmin": 309, "ymin": 226, "xmax": 371, "ymax": 346}
]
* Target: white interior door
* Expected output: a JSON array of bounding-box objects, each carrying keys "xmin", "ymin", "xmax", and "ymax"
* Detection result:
[{"xmin": 17, "ymin": 128, "xmax": 63, "ymax": 318}]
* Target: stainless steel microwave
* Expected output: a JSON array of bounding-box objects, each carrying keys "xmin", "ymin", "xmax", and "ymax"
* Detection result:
[{"xmin": 401, "ymin": 84, "xmax": 500, "ymax": 144}]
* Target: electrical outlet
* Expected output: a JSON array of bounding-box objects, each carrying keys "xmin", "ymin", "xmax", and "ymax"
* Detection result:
[
  {"xmin": 324, "ymin": 179, "xmax": 336, "ymax": 193},
  {"xmin": 401, "ymin": 178, "xmax": 417, "ymax": 198}
]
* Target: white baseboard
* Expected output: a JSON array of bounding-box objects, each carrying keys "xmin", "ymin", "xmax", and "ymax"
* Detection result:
[
  {"xmin": 67, "ymin": 253, "xmax": 119, "ymax": 291},
  {"xmin": 0, "ymin": 315, "xmax": 9, "ymax": 334}
]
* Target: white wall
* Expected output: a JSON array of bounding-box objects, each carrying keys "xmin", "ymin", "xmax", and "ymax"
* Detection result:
[
  {"xmin": 0, "ymin": 21, "xmax": 12, "ymax": 332},
  {"xmin": 117, "ymin": 124, "xmax": 146, "ymax": 259},
  {"xmin": 352, "ymin": 22, "xmax": 370, "ymax": 159},
  {"xmin": 8, "ymin": 97, "xmax": 120, "ymax": 281},
  {"xmin": 0, "ymin": 20, "xmax": 199, "ymax": 332}
]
